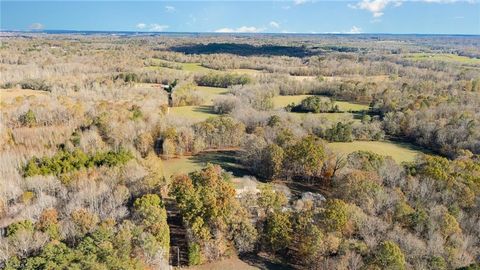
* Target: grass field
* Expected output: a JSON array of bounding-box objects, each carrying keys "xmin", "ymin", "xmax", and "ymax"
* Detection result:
[
  {"xmin": 168, "ymin": 86, "xmax": 228, "ymax": 120},
  {"xmin": 272, "ymin": 94, "xmax": 369, "ymax": 112},
  {"xmin": 181, "ymin": 62, "xmax": 214, "ymax": 72},
  {"xmin": 405, "ymin": 53, "xmax": 480, "ymax": 65},
  {"xmin": 162, "ymin": 150, "xmax": 247, "ymax": 179},
  {"xmin": 273, "ymin": 95, "xmax": 311, "ymax": 109},
  {"xmin": 196, "ymin": 86, "xmax": 229, "ymax": 105},
  {"xmin": 328, "ymin": 140, "xmax": 427, "ymax": 163},
  {"xmin": 335, "ymin": 100, "xmax": 370, "ymax": 111},
  {"xmin": 168, "ymin": 105, "xmax": 216, "ymax": 121}
]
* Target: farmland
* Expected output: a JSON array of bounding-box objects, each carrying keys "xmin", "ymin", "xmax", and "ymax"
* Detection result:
[{"xmin": 328, "ymin": 140, "xmax": 427, "ymax": 163}]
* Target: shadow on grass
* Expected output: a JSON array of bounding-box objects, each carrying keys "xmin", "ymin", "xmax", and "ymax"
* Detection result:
[
  {"xmin": 239, "ymin": 253, "xmax": 294, "ymax": 270},
  {"xmin": 189, "ymin": 150, "xmax": 251, "ymax": 177},
  {"xmin": 192, "ymin": 105, "xmax": 215, "ymax": 115},
  {"xmin": 171, "ymin": 43, "xmax": 313, "ymax": 57}
]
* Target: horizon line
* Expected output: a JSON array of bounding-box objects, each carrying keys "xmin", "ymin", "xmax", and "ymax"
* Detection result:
[{"xmin": 1, "ymin": 29, "xmax": 480, "ymax": 36}]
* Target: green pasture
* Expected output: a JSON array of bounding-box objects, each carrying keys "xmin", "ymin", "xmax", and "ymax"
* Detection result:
[
  {"xmin": 168, "ymin": 105, "xmax": 216, "ymax": 122},
  {"xmin": 196, "ymin": 86, "xmax": 229, "ymax": 105},
  {"xmin": 405, "ymin": 53, "xmax": 480, "ymax": 65},
  {"xmin": 328, "ymin": 140, "xmax": 428, "ymax": 163},
  {"xmin": 161, "ymin": 150, "xmax": 247, "ymax": 179}
]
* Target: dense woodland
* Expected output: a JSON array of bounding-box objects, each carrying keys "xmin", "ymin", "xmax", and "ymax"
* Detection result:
[{"xmin": 0, "ymin": 33, "xmax": 479, "ymax": 269}]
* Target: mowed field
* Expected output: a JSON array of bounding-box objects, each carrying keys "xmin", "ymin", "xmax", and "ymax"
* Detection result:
[
  {"xmin": 161, "ymin": 150, "xmax": 246, "ymax": 179},
  {"xmin": 328, "ymin": 140, "xmax": 427, "ymax": 163},
  {"xmin": 272, "ymin": 94, "xmax": 370, "ymax": 112},
  {"xmin": 168, "ymin": 105, "xmax": 216, "ymax": 121},
  {"xmin": 148, "ymin": 59, "xmax": 270, "ymax": 76},
  {"xmin": 161, "ymin": 140, "xmax": 427, "ymax": 181},
  {"xmin": 181, "ymin": 62, "xmax": 214, "ymax": 72},
  {"xmin": 168, "ymin": 86, "xmax": 228, "ymax": 120},
  {"xmin": 195, "ymin": 86, "xmax": 229, "ymax": 105},
  {"xmin": 405, "ymin": 53, "xmax": 480, "ymax": 66}
]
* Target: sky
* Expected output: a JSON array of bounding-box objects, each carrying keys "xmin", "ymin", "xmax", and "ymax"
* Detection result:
[{"xmin": 1, "ymin": 0, "xmax": 479, "ymax": 35}]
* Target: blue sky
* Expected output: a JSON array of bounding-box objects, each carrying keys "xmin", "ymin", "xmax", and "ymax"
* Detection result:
[{"xmin": 1, "ymin": 0, "xmax": 479, "ymax": 34}]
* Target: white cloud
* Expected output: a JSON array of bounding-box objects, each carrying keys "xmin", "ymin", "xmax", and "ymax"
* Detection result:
[
  {"xmin": 294, "ymin": 0, "xmax": 312, "ymax": 5},
  {"xmin": 349, "ymin": 0, "xmax": 475, "ymax": 18},
  {"xmin": 165, "ymin": 5, "xmax": 175, "ymax": 13},
  {"xmin": 136, "ymin": 23, "xmax": 169, "ymax": 31},
  {"xmin": 348, "ymin": 0, "xmax": 399, "ymax": 17},
  {"xmin": 421, "ymin": 0, "xmax": 472, "ymax": 3},
  {"xmin": 215, "ymin": 26, "xmax": 265, "ymax": 33},
  {"xmin": 269, "ymin": 21, "xmax": 280, "ymax": 28},
  {"xmin": 149, "ymin": 24, "xmax": 169, "ymax": 31},
  {"xmin": 136, "ymin": 23, "xmax": 146, "ymax": 29},
  {"xmin": 346, "ymin": 26, "xmax": 363, "ymax": 33},
  {"xmin": 29, "ymin": 23, "xmax": 44, "ymax": 30}
]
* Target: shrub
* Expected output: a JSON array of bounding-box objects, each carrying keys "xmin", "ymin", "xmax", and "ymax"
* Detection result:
[
  {"xmin": 115, "ymin": 73, "xmax": 139, "ymax": 83},
  {"xmin": 429, "ymin": 256, "xmax": 447, "ymax": 270},
  {"xmin": 129, "ymin": 105, "xmax": 143, "ymax": 121},
  {"xmin": 37, "ymin": 209, "xmax": 60, "ymax": 240},
  {"xmin": 374, "ymin": 241, "xmax": 406, "ymax": 270},
  {"xmin": 71, "ymin": 209, "xmax": 99, "ymax": 235},
  {"xmin": 259, "ymin": 144, "xmax": 285, "ymax": 180},
  {"xmin": 134, "ymin": 194, "xmax": 169, "ymax": 251},
  {"xmin": 347, "ymin": 150, "xmax": 385, "ymax": 171},
  {"xmin": 267, "ymin": 115, "xmax": 281, "ymax": 127},
  {"xmin": 7, "ymin": 220, "xmax": 34, "ymax": 237},
  {"xmin": 19, "ymin": 79, "xmax": 52, "ymax": 91},
  {"xmin": 213, "ymin": 95, "xmax": 239, "ymax": 114},
  {"xmin": 285, "ymin": 135, "xmax": 326, "ymax": 180},
  {"xmin": 291, "ymin": 96, "xmax": 337, "ymax": 113},
  {"xmin": 188, "ymin": 243, "xmax": 202, "ymax": 266},
  {"xmin": 258, "ymin": 184, "xmax": 288, "ymax": 212},
  {"xmin": 322, "ymin": 199, "xmax": 348, "ymax": 232},
  {"xmin": 439, "ymin": 212, "xmax": 461, "ymax": 237},
  {"xmin": 325, "ymin": 122, "xmax": 353, "ymax": 142},
  {"xmin": 19, "ymin": 109, "xmax": 37, "ymax": 127},
  {"xmin": 264, "ymin": 210, "xmax": 293, "ymax": 253}
]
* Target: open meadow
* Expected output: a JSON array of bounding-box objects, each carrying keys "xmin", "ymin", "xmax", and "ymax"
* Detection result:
[{"xmin": 328, "ymin": 140, "xmax": 427, "ymax": 163}]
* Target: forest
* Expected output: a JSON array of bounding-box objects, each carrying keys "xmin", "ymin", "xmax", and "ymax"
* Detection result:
[{"xmin": 0, "ymin": 33, "xmax": 479, "ymax": 270}]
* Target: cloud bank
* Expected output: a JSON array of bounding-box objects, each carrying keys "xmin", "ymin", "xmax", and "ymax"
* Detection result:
[
  {"xmin": 29, "ymin": 23, "xmax": 44, "ymax": 30},
  {"xmin": 215, "ymin": 26, "xmax": 265, "ymax": 33},
  {"xmin": 349, "ymin": 0, "xmax": 473, "ymax": 17},
  {"xmin": 269, "ymin": 21, "xmax": 280, "ymax": 28},
  {"xmin": 136, "ymin": 23, "xmax": 169, "ymax": 31}
]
